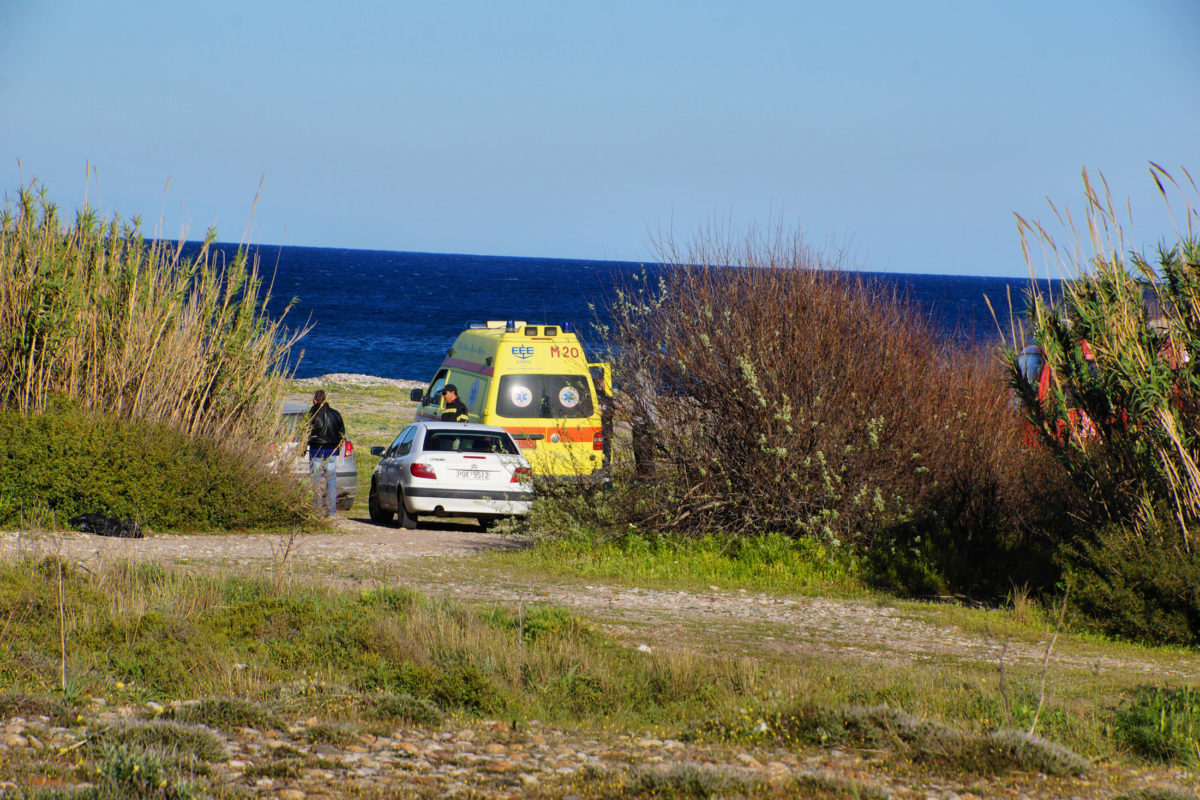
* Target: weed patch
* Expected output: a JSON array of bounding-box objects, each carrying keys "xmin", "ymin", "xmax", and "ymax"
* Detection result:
[
  {"xmin": 78, "ymin": 741, "xmax": 202, "ymax": 800},
  {"xmin": 552, "ymin": 764, "xmax": 886, "ymax": 800},
  {"xmin": 1114, "ymin": 686, "xmax": 1200, "ymax": 766},
  {"xmin": 693, "ymin": 704, "xmax": 1087, "ymax": 777},
  {"xmin": 305, "ymin": 721, "xmax": 360, "ymax": 747},
  {"xmin": 0, "ymin": 692, "xmax": 78, "ymax": 726}
]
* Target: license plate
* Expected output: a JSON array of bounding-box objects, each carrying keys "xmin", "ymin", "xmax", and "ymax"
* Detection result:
[{"xmin": 456, "ymin": 470, "xmax": 489, "ymax": 480}]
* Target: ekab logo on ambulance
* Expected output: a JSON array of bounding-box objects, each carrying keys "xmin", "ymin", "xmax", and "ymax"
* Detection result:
[{"xmin": 510, "ymin": 384, "xmax": 533, "ymax": 409}]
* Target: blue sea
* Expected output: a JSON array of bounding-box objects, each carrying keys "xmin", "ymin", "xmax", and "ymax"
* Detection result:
[{"xmin": 199, "ymin": 243, "xmax": 1052, "ymax": 382}]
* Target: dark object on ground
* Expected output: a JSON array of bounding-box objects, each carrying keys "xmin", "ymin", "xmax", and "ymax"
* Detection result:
[{"xmin": 68, "ymin": 513, "xmax": 144, "ymax": 539}]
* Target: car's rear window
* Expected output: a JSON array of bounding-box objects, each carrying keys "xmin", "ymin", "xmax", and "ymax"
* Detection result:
[
  {"xmin": 495, "ymin": 374, "xmax": 595, "ymax": 419},
  {"xmin": 422, "ymin": 431, "xmax": 518, "ymax": 454},
  {"xmin": 280, "ymin": 411, "xmax": 307, "ymax": 438}
]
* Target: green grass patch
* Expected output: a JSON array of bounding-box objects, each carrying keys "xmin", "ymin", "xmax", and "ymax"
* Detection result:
[{"xmin": 490, "ymin": 529, "xmax": 871, "ymax": 597}]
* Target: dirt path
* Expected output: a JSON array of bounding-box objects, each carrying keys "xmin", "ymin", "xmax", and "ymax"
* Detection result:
[{"xmin": 5, "ymin": 516, "xmax": 1198, "ymax": 683}]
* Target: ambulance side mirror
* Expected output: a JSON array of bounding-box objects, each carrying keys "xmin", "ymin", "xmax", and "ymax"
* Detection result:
[{"xmin": 410, "ymin": 388, "xmax": 424, "ymax": 403}]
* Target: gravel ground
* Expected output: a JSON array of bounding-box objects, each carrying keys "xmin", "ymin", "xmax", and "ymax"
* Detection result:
[{"xmin": 3, "ymin": 516, "xmax": 1200, "ymax": 798}]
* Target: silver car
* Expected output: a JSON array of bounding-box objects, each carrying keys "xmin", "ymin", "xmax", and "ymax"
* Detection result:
[
  {"xmin": 281, "ymin": 401, "xmax": 358, "ymax": 510},
  {"xmin": 368, "ymin": 422, "xmax": 533, "ymax": 529}
]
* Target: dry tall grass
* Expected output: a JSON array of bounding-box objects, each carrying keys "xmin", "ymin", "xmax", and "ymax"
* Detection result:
[{"xmin": 0, "ymin": 181, "xmax": 306, "ymax": 442}]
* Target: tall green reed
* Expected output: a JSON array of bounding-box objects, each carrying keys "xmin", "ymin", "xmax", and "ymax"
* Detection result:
[
  {"xmin": 0, "ymin": 181, "xmax": 307, "ymax": 442},
  {"xmin": 1007, "ymin": 165, "xmax": 1200, "ymax": 540}
]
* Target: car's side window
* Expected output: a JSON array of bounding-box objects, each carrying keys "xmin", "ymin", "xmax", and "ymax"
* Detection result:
[{"xmin": 395, "ymin": 426, "xmax": 417, "ymax": 456}]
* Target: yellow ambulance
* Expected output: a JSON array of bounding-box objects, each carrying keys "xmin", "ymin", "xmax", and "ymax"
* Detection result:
[{"xmin": 409, "ymin": 321, "xmax": 612, "ymax": 481}]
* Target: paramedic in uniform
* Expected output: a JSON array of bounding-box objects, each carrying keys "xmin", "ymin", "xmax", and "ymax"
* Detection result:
[{"xmin": 440, "ymin": 384, "xmax": 469, "ymax": 422}]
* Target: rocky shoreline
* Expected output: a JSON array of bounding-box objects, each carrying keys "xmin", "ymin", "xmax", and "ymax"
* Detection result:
[{"xmin": 291, "ymin": 373, "xmax": 425, "ymax": 390}]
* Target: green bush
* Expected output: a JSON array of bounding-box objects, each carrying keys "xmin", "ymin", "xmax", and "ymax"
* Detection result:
[
  {"xmin": 1064, "ymin": 519, "xmax": 1200, "ymax": 645},
  {"xmin": 0, "ymin": 404, "xmax": 309, "ymax": 531}
]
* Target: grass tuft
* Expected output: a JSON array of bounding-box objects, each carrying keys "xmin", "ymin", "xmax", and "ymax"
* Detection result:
[
  {"xmin": 362, "ymin": 691, "xmax": 445, "ymax": 726},
  {"xmin": 89, "ymin": 719, "xmax": 228, "ymax": 764},
  {"xmin": 155, "ymin": 697, "xmax": 283, "ymax": 732}
]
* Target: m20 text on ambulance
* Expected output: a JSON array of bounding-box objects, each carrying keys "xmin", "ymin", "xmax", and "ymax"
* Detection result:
[{"xmin": 410, "ymin": 321, "xmax": 612, "ymax": 482}]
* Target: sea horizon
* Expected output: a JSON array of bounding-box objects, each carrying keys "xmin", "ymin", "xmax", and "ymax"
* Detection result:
[{"xmin": 186, "ymin": 241, "xmax": 1054, "ymax": 382}]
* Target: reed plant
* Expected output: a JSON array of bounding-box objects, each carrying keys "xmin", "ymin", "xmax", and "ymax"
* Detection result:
[
  {"xmin": 0, "ymin": 181, "xmax": 305, "ymax": 442},
  {"xmin": 1008, "ymin": 166, "xmax": 1200, "ymax": 535},
  {"xmin": 1005, "ymin": 165, "xmax": 1200, "ymax": 643}
]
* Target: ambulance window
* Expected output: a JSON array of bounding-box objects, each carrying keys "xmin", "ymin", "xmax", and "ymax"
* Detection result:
[
  {"xmin": 427, "ymin": 371, "xmax": 448, "ymax": 404},
  {"xmin": 495, "ymin": 374, "xmax": 595, "ymax": 419}
]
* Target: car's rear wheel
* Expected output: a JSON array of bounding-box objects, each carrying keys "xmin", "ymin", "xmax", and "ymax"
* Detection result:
[
  {"xmin": 397, "ymin": 488, "xmax": 419, "ymax": 530},
  {"xmin": 368, "ymin": 480, "xmax": 393, "ymax": 525}
]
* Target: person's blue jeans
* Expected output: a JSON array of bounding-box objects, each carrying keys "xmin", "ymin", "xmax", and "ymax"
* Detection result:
[{"xmin": 310, "ymin": 454, "xmax": 338, "ymax": 515}]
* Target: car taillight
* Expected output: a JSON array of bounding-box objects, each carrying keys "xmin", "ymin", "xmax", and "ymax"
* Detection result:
[
  {"xmin": 517, "ymin": 439, "xmax": 536, "ymax": 449},
  {"xmin": 592, "ymin": 431, "xmax": 604, "ymax": 450},
  {"xmin": 410, "ymin": 462, "xmax": 437, "ymax": 480},
  {"xmin": 511, "ymin": 466, "xmax": 532, "ymax": 483},
  {"xmin": 342, "ymin": 440, "xmax": 354, "ymax": 457}
]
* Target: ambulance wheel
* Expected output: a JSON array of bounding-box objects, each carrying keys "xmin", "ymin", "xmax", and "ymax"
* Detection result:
[
  {"xmin": 397, "ymin": 489, "xmax": 419, "ymax": 530},
  {"xmin": 368, "ymin": 480, "xmax": 393, "ymax": 526}
]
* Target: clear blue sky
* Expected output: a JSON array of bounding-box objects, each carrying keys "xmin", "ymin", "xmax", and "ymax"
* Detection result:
[{"xmin": 2, "ymin": 1, "xmax": 1197, "ymax": 277}]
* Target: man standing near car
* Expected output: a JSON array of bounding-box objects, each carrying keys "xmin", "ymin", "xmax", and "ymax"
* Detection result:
[
  {"xmin": 308, "ymin": 389, "xmax": 345, "ymax": 516},
  {"xmin": 440, "ymin": 384, "xmax": 469, "ymax": 422}
]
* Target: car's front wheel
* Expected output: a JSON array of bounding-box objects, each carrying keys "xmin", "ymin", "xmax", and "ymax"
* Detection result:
[
  {"xmin": 368, "ymin": 480, "xmax": 393, "ymax": 526},
  {"xmin": 397, "ymin": 488, "xmax": 419, "ymax": 530}
]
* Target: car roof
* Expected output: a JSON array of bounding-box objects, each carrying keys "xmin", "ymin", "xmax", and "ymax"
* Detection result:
[
  {"xmin": 415, "ymin": 421, "xmax": 513, "ymax": 436},
  {"xmin": 282, "ymin": 400, "xmax": 309, "ymax": 415}
]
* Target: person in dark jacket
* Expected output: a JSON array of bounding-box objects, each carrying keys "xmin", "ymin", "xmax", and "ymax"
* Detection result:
[
  {"xmin": 440, "ymin": 384, "xmax": 469, "ymax": 422},
  {"xmin": 308, "ymin": 389, "xmax": 345, "ymax": 516}
]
